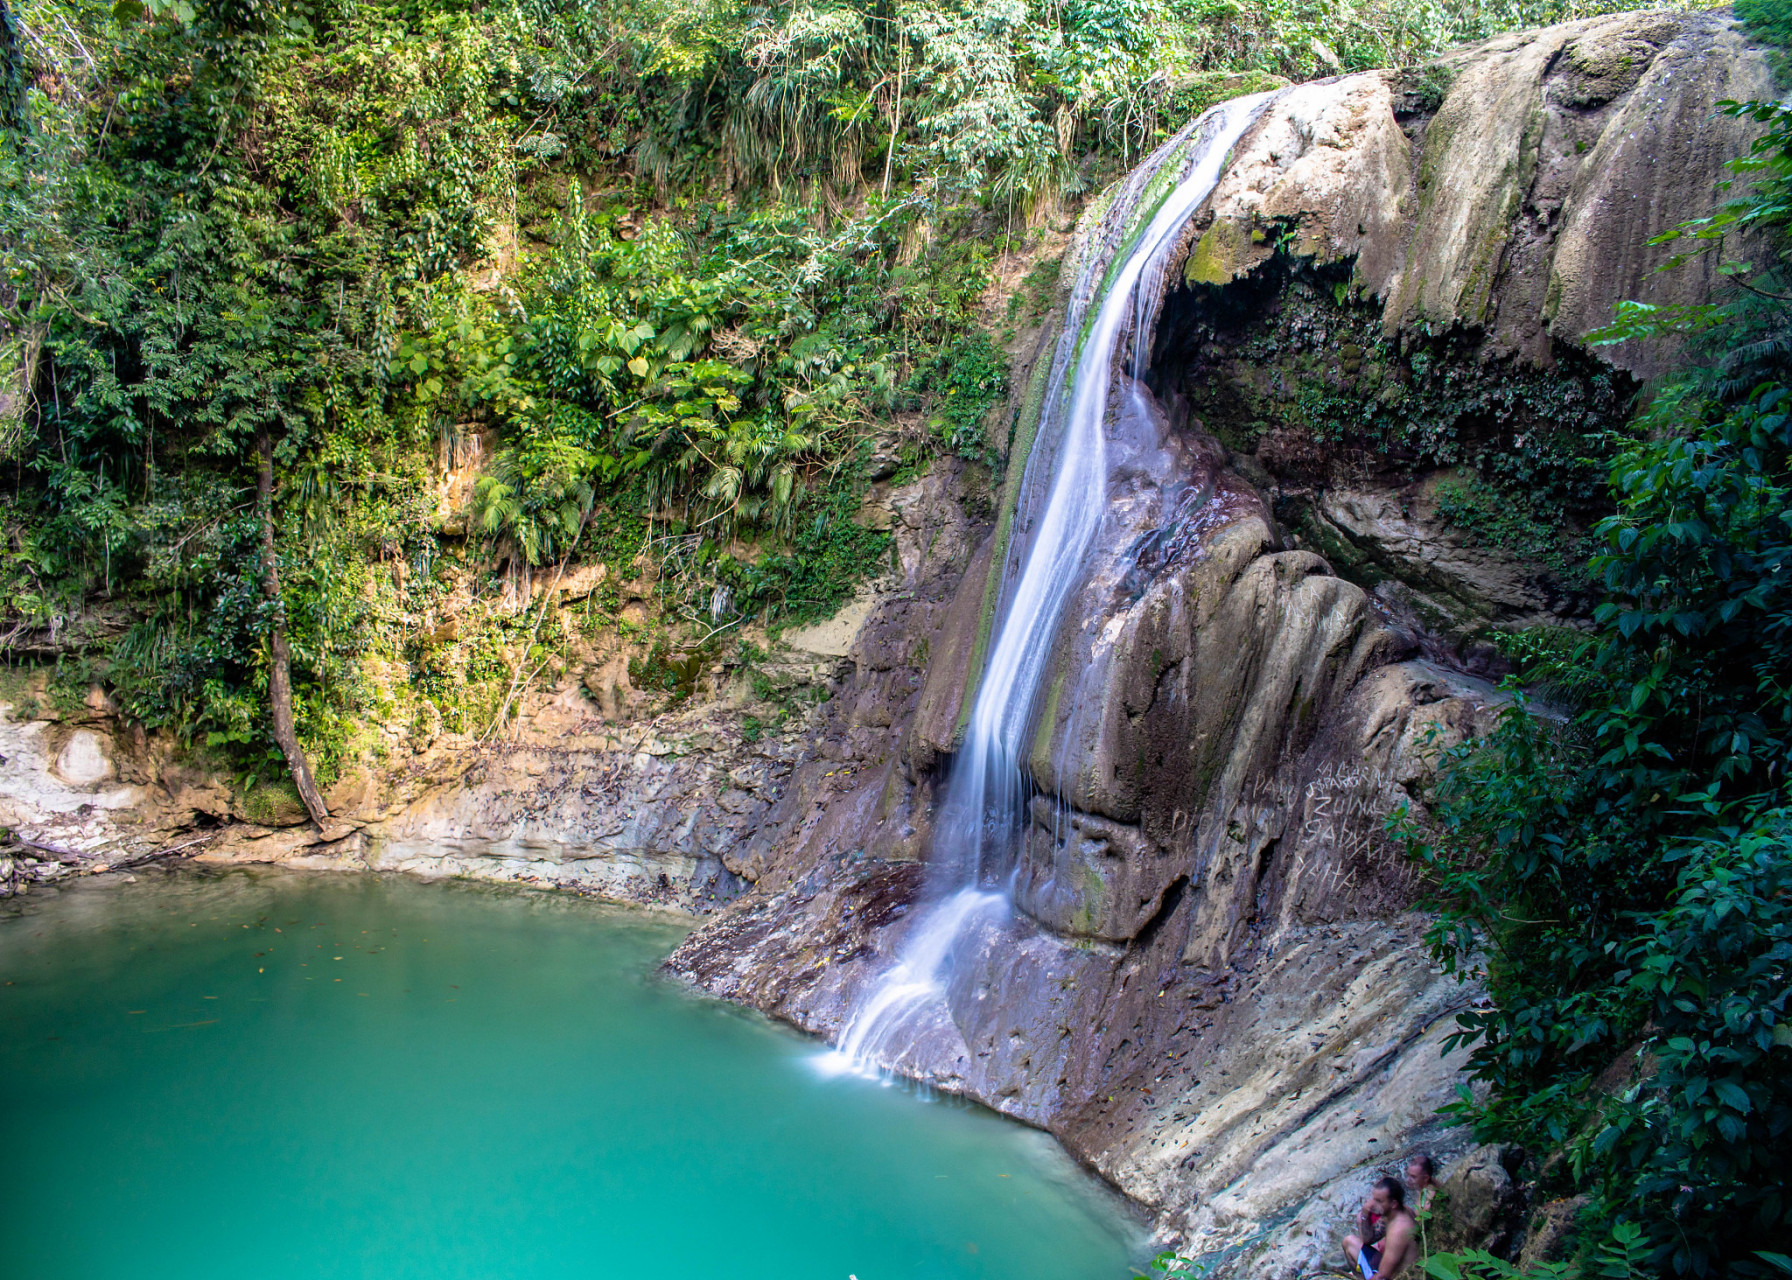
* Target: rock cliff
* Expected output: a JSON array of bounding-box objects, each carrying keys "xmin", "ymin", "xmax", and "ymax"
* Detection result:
[
  {"xmin": 669, "ymin": 9, "xmax": 1771, "ymax": 1272},
  {"xmin": 1184, "ymin": 8, "xmax": 1772, "ymax": 379}
]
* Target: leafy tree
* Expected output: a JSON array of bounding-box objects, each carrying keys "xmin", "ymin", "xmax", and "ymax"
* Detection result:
[{"xmin": 1404, "ymin": 101, "xmax": 1792, "ymax": 1278}]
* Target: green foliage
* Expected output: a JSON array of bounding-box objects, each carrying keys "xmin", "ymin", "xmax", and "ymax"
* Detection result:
[
  {"xmin": 739, "ymin": 483, "xmax": 892, "ymax": 629},
  {"xmin": 907, "ymin": 328, "xmax": 1010, "ymax": 463},
  {"xmin": 1394, "ymin": 61, "xmax": 1457, "ymax": 114},
  {"xmin": 628, "ymin": 640, "xmax": 703, "ymax": 700},
  {"xmin": 1164, "ymin": 69, "xmax": 1291, "ymax": 124},
  {"xmin": 1006, "ymin": 253, "xmax": 1064, "ymax": 323},
  {"xmin": 1737, "ymin": 0, "xmax": 1792, "ymax": 82},
  {"xmin": 1135, "ymin": 1250, "xmax": 1208, "ymax": 1278},
  {"xmin": 240, "ymin": 777, "xmax": 307, "ymax": 826},
  {"xmin": 471, "ymin": 413, "xmax": 606, "ymax": 570},
  {"xmin": 1403, "ymin": 102, "xmax": 1792, "ymax": 1278},
  {"xmin": 1434, "ymin": 474, "xmax": 1594, "ymax": 583},
  {"xmin": 1425, "ymin": 1220, "xmax": 1653, "ymax": 1278}
]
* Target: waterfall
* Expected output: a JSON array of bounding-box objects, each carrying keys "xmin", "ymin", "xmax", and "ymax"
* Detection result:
[{"xmin": 823, "ymin": 91, "xmax": 1276, "ymax": 1080}]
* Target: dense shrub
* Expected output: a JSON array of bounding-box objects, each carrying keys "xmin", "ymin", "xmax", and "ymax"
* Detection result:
[{"xmin": 1405, "ymin": 102, "xmax": 1792, "ymax": 1278}]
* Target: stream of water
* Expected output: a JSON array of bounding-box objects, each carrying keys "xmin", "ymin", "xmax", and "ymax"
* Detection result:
[
  {"xmin": 828, "ymin": 91, "xmax": 1277, "ymax": 1075},
  {"xmin": 0, "ymin": 866, "xmax": 1140, "ymax": 1280}
]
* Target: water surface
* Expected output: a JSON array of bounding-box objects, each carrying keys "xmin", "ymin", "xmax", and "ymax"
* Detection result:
[{"xmin": 1, "ymin": 866, "xmax": 1139, "ymax": 1280}]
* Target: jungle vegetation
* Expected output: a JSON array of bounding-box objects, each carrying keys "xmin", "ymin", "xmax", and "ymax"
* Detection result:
[{"xmin": 1408, "ymin": 97, "xmax": 1792, "ymax": 1280}]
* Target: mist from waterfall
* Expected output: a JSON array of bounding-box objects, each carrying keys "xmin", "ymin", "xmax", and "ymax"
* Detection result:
[{"xmin": 822, "ymin": 91, "xmax": 1276, "ymax": 1079}]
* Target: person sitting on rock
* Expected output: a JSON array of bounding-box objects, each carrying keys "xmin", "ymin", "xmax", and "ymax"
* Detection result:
[
  {"xmin": 1405, "ymin": 1153, "xmax": 1437, "ymax": 1214},
  {"xmin": 1345, "ymin": 1177, "xmax": 1417, "ymax": 1280},
  {"xmin": 1350, "ymin": 1183, "xmax": 1387, "ymax": 1257}
]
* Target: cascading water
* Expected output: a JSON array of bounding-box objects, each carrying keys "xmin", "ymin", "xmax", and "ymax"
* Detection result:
[{"xmin": 822, "ymin": 91, "xmax": 1277, "ymax": 1079}]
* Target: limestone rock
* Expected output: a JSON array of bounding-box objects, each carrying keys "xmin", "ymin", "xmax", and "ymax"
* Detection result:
[
  {"xmin": 0, "ymin": 713, "xmax": 146, "ymax": 851},
  {"xmin": 53, "ymin": 729, "xmax": 115, "ymax": 787},
  {"xmin": 1518, "ymin": 13, "xmax": 1773, "ymax": 376},
  {"xmin": 551, "ymin": 560, "xmax": 609, "ymax": 602},
  {"xmin": 1184, "ymin": 9, "xmax": 1771, "ymax": 378},
  {"xmin": 1294, "ymin": 474, "xmax": 1594, "ymax": 641},
  {"xmin": 906, "ymin": 530, "xmax": 995, "ymax": 772},
  {"xmin": 1189, "ymin": 74, "xmax": 1412, "ymax": 289},
  {"xmin": 1430, "ymin": 1145, "xmax": 1522, "ymax": 1254},
  {"xmin": 584, "ymin": 653, "xmax": 634, "ymax": 720},
  {"xmin": 782, "ymin": 580, "xmax": 886, "ymax": 657},
  {"xmin": 1013, "ymin": 796, "xmax": 1172, "ymax": 941},
  {"xmin": 1519, "ymin": 1195, "xmax": 1591, "ymax": 1270}
]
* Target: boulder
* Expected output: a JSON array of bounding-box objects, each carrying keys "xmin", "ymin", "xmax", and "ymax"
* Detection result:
[
  {"xmin": 1519, "ymin": 1195, "xmax": 1591, "ymax": 1270},
  {"xmin": 1290, "ymin": 474, "xmax": 1595, "ymax": 646},
  {"xmin": 53, "ymin": 729, "xmax": 115, "ymax": 787},
  {"xmin": 1429, "ymin": 1145, "xmax": 1523, "ymax": 1254}
]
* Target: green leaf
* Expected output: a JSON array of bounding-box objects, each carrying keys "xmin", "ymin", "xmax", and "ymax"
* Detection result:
[{"xmin": 1713, "ymin": 1079, "xmax": 1752, "ymax": 1113}]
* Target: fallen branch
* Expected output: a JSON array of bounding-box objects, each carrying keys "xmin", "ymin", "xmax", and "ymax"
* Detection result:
[
  {"xmin": 8, "ymin": 833, "xmax": 85, "ymax": 860},
  {"xmin": 4, "ymin": 829, "xmax": 220, "ymax": 871},
  {"xmin": 113, "ymin": 832, "xmax": 221, "ymax": 869}
]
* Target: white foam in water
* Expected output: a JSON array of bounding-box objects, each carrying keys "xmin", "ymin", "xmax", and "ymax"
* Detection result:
[
  {"xmin": 813, "ymin": 887, "xmax": 1007, "ymax": 1080},
  {"xmin": 824, "ymin": 91, "xmax": 1278, "ymax": 1081}
]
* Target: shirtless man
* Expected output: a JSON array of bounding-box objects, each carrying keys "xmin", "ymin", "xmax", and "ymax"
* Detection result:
[{"xmin": 1344, "ymin": 1178, "xmax": 1418, "ymax": 1280}]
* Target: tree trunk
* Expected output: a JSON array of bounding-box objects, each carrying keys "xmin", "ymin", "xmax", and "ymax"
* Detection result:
[
  {"xmin": 882, "ymin": 36, "xmax": 905, "ymax": 199},
  {"xmin": 256, "ymin": 432, "xmax": 331, "ymax": 830}
]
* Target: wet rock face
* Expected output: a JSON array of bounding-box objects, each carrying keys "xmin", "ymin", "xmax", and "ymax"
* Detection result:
[
  {"xmin": 978, "ymin": 365, "xmax": 1428, "ymax": 971},
  {"xmin": 1013, "ymin": 795, "xmax": 1172, "ymax": 941},
  {"xmin": 673, "ymin": 357, "xmax": 1499, "ymax": 1275},
  {"xmin": 676, "ymin": 16, "xmax": 1768, "ymax": 1272}
]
